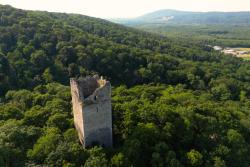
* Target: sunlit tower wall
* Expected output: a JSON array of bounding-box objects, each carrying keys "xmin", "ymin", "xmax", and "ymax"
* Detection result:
[{"xmin": 70, "ymin": 75, "xmax": 112, "ymax": 148}]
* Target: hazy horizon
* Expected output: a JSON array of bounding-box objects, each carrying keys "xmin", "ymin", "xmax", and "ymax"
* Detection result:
[{"xmin": 1, "ymin": 0, "xmax": 250, "ymax": 18}]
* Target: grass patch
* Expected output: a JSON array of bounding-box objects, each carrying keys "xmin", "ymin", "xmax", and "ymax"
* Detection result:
[
  {"xmin": 237, "ymin": 48, "xmax": 250, "ymax": 51},
  {"xmin": 243, "ymin": 57, "xmax": 250, "ymax": 61}
]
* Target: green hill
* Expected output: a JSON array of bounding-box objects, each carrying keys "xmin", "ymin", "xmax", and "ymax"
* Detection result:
[
  {"xmin": 113, "ymin": 9, "xmax": 250, "ymax": 25},
  {"xmin": 111, "ymin": 10, "xmax": 250, "ymax": 48}
]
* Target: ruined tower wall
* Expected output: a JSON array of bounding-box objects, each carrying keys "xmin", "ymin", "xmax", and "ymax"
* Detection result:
[
  {"xmin": 70, "ymin": 79, "xmax": 85, "ymax": 144},
  {"xmin": 83, "ymin": 82, "xmax": 112, "ymax": 147},
  {"xmin": 70, "ymin": 76, "xmax": 112, "ymax": 148}
]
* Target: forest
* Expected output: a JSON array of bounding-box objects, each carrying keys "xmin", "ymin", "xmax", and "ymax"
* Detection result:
[
  {"xmin": 0, "ymin": 5, "xmax": 250, "ymax": 167},
  {"xmin": 133, "ymin": 24, "xmax": 250, "ymax": 48},
  {"xmin": 115, "ymin": 9, "xmax": 250, "ymax": 48}
]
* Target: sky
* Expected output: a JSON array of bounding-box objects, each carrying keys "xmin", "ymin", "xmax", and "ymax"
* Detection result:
[{"xmin": 1, "ymin": 0, "xmax": 250, "ymax": 18}]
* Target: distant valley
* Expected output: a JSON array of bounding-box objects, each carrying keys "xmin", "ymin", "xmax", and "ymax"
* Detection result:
[{"xmin": 110, "ymin": 10, "xmax": 250, "ymax": 58}]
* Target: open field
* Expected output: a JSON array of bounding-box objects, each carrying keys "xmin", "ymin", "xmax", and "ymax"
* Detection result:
[
  {"xmin": 219, "ymin": 47, "xmax": 250, "ymax": 60},
  {"xmin": 236, "ymin": 53, "xmax": 250, "ymax": 61},
  {"xmin": 233, "ymin": 48, "xmax": 250, "ymax": 60},
  {"xmin": 237, "ymin": 48, "xmax": 250, "ymax": 51},
  {"xmin": 243, "ymin": 56, "xmax": 250, "ymax": 61}
]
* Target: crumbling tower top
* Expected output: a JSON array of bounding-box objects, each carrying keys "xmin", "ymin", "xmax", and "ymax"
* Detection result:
[{"xmin": 76, "ymin": 75, "xmax": 107, "ymax": 97}]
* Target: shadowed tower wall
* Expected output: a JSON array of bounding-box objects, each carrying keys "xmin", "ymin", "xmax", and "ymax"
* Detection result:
[{"xmin": 70, "ymin": 76, "xmax": 112, "ymax": 148}]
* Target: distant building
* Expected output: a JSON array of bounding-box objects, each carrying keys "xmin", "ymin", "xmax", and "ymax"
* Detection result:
[
  {"xmin": 238, "ymin": 51, "xmax": 248, "ymax": 54},
  {"xmin": 223, "ymin": 49, "xmax": 237, "ymax": 55},
  {"xmin": 213, "ymin": 46, "xmax": 223, "ymax": 51},
  {"xmin": 70, "ymin": 75, "xmax": 113, "ymax": 148}
]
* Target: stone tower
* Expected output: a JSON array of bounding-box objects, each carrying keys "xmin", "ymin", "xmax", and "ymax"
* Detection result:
[{"xmin": 70, "ymin": 75, "xmax": 112, "ymax": 148}]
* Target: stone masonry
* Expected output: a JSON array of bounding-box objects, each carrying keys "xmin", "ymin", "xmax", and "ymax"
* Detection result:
[{"xmin": 70, "ymin": 75, "xmax": 112, "ymax": 148}]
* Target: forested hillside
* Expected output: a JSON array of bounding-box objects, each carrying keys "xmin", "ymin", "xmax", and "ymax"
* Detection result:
[
  {"xmin": 135, "ymin": 24, "xmax": 250, "ymax": 48},
  {"xmin": 133, "ymin": 24, "xmax": 250, "ymax": 47},
  {"xmin": 0, "ymin": 5, "xmax": 250, "ymax": 167},
  {"xmin": 113, "ymin": 10, "xmax": 250, "ymax": 47}
]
